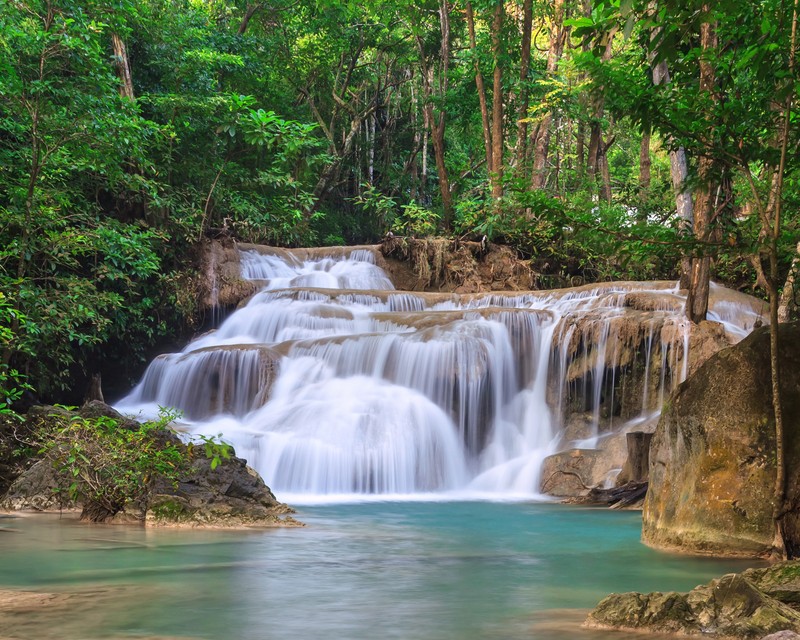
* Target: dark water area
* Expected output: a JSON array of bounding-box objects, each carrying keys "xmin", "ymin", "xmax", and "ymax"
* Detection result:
[{"xmin": 0, "ymin": 502, "xmax": 760, "ymax": 640}]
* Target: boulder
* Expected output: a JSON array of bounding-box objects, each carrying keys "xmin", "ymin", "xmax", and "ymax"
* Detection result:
[
  {"xmin": 1, "ymin": 460, "xmax": 76, "ymax": 511},
  {"xmin": 643, "ymin": 323, "xmax": 800, "ymax": 557},
  {"xmin": 145, "ymin": 451, "xmax": 300, "ymax": 528},
  {"xmin": 587, "ymin": 569, "xmax": 800, "ymax": 638},
  {"xmin": 539, "ymin": 449, "xmax": 612, "ymax": 496}
]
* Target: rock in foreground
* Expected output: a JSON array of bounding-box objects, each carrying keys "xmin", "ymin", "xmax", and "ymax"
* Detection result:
[
  {"xmin": 145, "ymin": 449, "xmax": 300, "ymax": 528},
  {"xmin": 587, "ymin": 563, "xmax": 800, "ymax": 638}
]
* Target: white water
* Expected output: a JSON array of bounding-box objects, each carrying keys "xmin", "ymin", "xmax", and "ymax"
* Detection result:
[{"xmin": 116, "ymin": 247, "xmax": 764, "ymax": 502}]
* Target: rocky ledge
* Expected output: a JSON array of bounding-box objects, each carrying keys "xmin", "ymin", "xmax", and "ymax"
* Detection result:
[
  {"xmin": 586, "ymin": 562, "xmax": 800, "ymax": 639},
  {"xmin": 0, "ymin": 402, "xmax": 301, "ymax": 528}
]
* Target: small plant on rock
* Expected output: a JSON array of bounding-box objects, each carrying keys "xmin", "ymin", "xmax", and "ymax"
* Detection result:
[{"xmin": 38, "ymin": 408, "xmax": 188, "ymax": 522}]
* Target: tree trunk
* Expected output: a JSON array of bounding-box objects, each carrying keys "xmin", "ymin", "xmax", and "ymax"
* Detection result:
[
  {"xmin": 639, "ymin": 129, "xmax": 651, "ymax": 192},
  {"xmin": 586, "ymin": 27, "xmax": 616, "ymax": 190},
  {"xmin": 415, "ymin": 0, "xmax": 454, "ymax": 228},
  {"xmin": 685, "ymin": 12, "xmax": 717, "ymax": 323},
  {"xmin": 532, "ymin": 0, "xmax": 568, "ymax": 189},
  {"xmin": 514, "ymin": 0, "xmax": 533, "ymax": 167},
  {"xmin": 778, "ymin": 241, "xmax": 800, "ymax": 323},
  {"xmin": 598, "ymin": 135, "xmax": 614, "ymax": 203},
  {"xmin": 618, "ymin": 432, "xmax": 653, "ymax": 484},
  {"xmin": 238, "ymin": 3, "xmax": 262, "ymax": 35},
  {"xmin": 490, "ymin": 0, "xmax": 504, "ymax": 200},
  {"xmin": 111, "ymin": 33, "xmax": 135, "ymax": 100},
  {"xmin": 651, "ymin": 58, "xmax": 694, "ymax": 288},
  {"xmin": 466, "ymin": 2, "xmax": 493, "ymax": 181},
  {"xmin": 769, "ymin": 0, "xmax": 798, "ymax": 558}
]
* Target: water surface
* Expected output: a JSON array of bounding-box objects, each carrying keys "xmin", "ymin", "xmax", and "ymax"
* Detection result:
[{"xmin": 0, "ymin": 503, "xmax": 759, "ymax": 640}]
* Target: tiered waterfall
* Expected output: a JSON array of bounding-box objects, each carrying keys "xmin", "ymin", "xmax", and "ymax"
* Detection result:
[{"xmin": 116, "ymin": 246, "xmax": 764, "ymax": 502}]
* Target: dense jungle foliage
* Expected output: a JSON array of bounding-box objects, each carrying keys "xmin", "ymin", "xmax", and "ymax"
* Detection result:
[{"xmin": 1, "ymin": 0, "xmax": 799, "ymax": 404}]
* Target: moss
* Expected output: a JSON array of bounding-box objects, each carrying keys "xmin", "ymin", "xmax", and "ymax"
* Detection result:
[{"xmin": 149, "ymin": 497, "xmax": 189, "ymax": 521}]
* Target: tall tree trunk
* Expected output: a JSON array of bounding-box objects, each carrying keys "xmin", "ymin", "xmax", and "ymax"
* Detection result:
[
  {"xmin": 515, "ymin": 0, "xmax": 533, "ymax": 167},
  {"xmin": 652, "ymin": 54, "xmax": 694, "ymax": 288},
  {"xmin": 466, "ymin": 2, "xmax": 493, "ymax": 180},
  {"xmin": 417, "ymin": 0, "xmax": 454, "ymax": 228},
  {"xmin": 238, "ymin": 3, "xmax": 263, "ymax": 35},
  {"xmin": 532, "ymin": 0, "xmax": 568, "ymax": 189},
  {"xmin": 490, "ymin": 0, "xmax": 504, "ymax": 200},
  {"xmin": 685, "ymin": 11, "xmax": 717, "ymax": 323},
  {"xmin": 778, "ymin": 241, "xmax": 800, "ymax": 323},
  {"xmin": 575, "ymin": 0, "xmax": 592, "ymax": 178},
  {"xmin": 768, "ymin": 0, "xmax": 798, "ymax": 559},
  {"xmin": 586, "ymin": 27, "xmax": 616, "ymax": 191},
  {"xmin": 639, "ymin": 128, "xmax": 651, "ymax": 192},
  {"xmin": 598, "ymin": 134, "xmax": 614, "ymax": 203}
]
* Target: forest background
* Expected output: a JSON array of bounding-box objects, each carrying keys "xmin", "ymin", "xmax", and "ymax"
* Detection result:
[{"xmin": 1, "ymin": 0, "xmax": 799, "ymax": 407}]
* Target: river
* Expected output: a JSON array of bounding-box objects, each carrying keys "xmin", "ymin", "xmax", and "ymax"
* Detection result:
[{"xmin": 0, "ymin": 502, "xmax": 756, "ymax": 640}]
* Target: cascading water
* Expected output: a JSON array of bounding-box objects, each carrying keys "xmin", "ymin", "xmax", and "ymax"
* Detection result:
[{"xmin": 116, "ymin": 246, "xmax": 765, "ymax": 502}]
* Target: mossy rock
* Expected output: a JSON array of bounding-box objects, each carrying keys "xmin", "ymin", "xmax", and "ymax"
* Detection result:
[{"xmin": 587, "ymin": 570, "xmax": 800, "ymax": 638}]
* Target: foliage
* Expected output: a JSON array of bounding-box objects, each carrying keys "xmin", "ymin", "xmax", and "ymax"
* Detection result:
[
  {"xmin": 36, "ymin": 407, "xmax": 234, "ymax": 521},
  {"xmin": 2, "ymin": 0, "xmax": 799, "ymax": 403},
  {"xmin": 38, "ymin": 408, "xmax": 186, "ymax": 521},
  {"xmin": 0, "ymin": 293, "xmax": 32, "ymax": 420}
]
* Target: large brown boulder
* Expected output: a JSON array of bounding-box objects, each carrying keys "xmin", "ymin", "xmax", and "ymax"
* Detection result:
[{"xmin": 643, "ymin": 323, "xmax": 800, "ymax": 557}]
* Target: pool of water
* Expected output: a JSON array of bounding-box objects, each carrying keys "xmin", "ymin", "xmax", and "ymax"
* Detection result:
[{"xmin": 0, "ymin": 502, "xmax": 760, "ymax": 640}]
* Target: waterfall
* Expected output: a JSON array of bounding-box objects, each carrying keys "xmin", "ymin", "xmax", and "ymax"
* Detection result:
[{"xmin": 116, "ymin": 247, "xmax": 764, "ymax": 502}]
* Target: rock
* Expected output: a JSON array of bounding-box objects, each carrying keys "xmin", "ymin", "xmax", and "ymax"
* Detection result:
[
  {"xmin": 79, "ymin": 400, "xmax": 139, "ymax": 430},
  {"xmin": 761, "ymin": 632, "xmax": 800, "ymax": 640},
  {"xmin": 198, "ymin": 237, "xmax": 259, "ymax": 312},
  {"xmin": 643, "ymin": 323, "xmax": 800, "ymax": 557},
  {"xmin": 146, "ymin": 451, "xmax": 300, "ymax": 528},
  {"xmin": 744, "ymin": 562, "xmax": 800, "ymax": 605},
  {"xmin": 587, "ymin": 570, "xmax": 800, "ymax": 639},
  {"xmin": 587, "ymin": 590, "xmax": 698, "ymax": 635},
  {"xmin": 541, "ymin": 429, "xmax": 632, "ymax": 498},
  {"xmin": 1, "ymin": 460, "xmax": 76, "ymax": 511},
  {"xmin": 539, "ymin": 449, "xmax": 610, "ymax": 496}
]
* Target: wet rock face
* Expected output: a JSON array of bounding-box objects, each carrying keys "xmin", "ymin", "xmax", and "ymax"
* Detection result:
[
  {"xmin": 587, "ymin": 563, "xmax": 800, "ymax": 639},
  {"xmin": 643, "ymin": 323, "xmax": 800, "ymax": 557},
  {"xmin": 198, "ymin": 238, "xmax": 259, "ymax": 313}
]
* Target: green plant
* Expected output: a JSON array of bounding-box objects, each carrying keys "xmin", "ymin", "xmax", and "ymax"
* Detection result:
[
  {"xmin": 392, "ymin": 203, "xmax": 440, "ymax": 237},
  {"xmin": 38, "ymin": 408, "xmax": 186, "ymax": 522},
  {"xmin": 189, "ymin": 432, "xmax": 232, "ymax": 471}
]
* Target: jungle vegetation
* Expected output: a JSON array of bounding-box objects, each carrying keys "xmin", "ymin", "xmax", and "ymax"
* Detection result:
[{"xmin": 1, "ymin": 0, "xmax": 798, "ymax": 404}]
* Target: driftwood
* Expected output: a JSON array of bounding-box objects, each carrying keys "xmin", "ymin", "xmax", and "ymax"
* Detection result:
[{"xmin": 586, "ymin": 481, "xmax": 648, "ymax": 509}]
